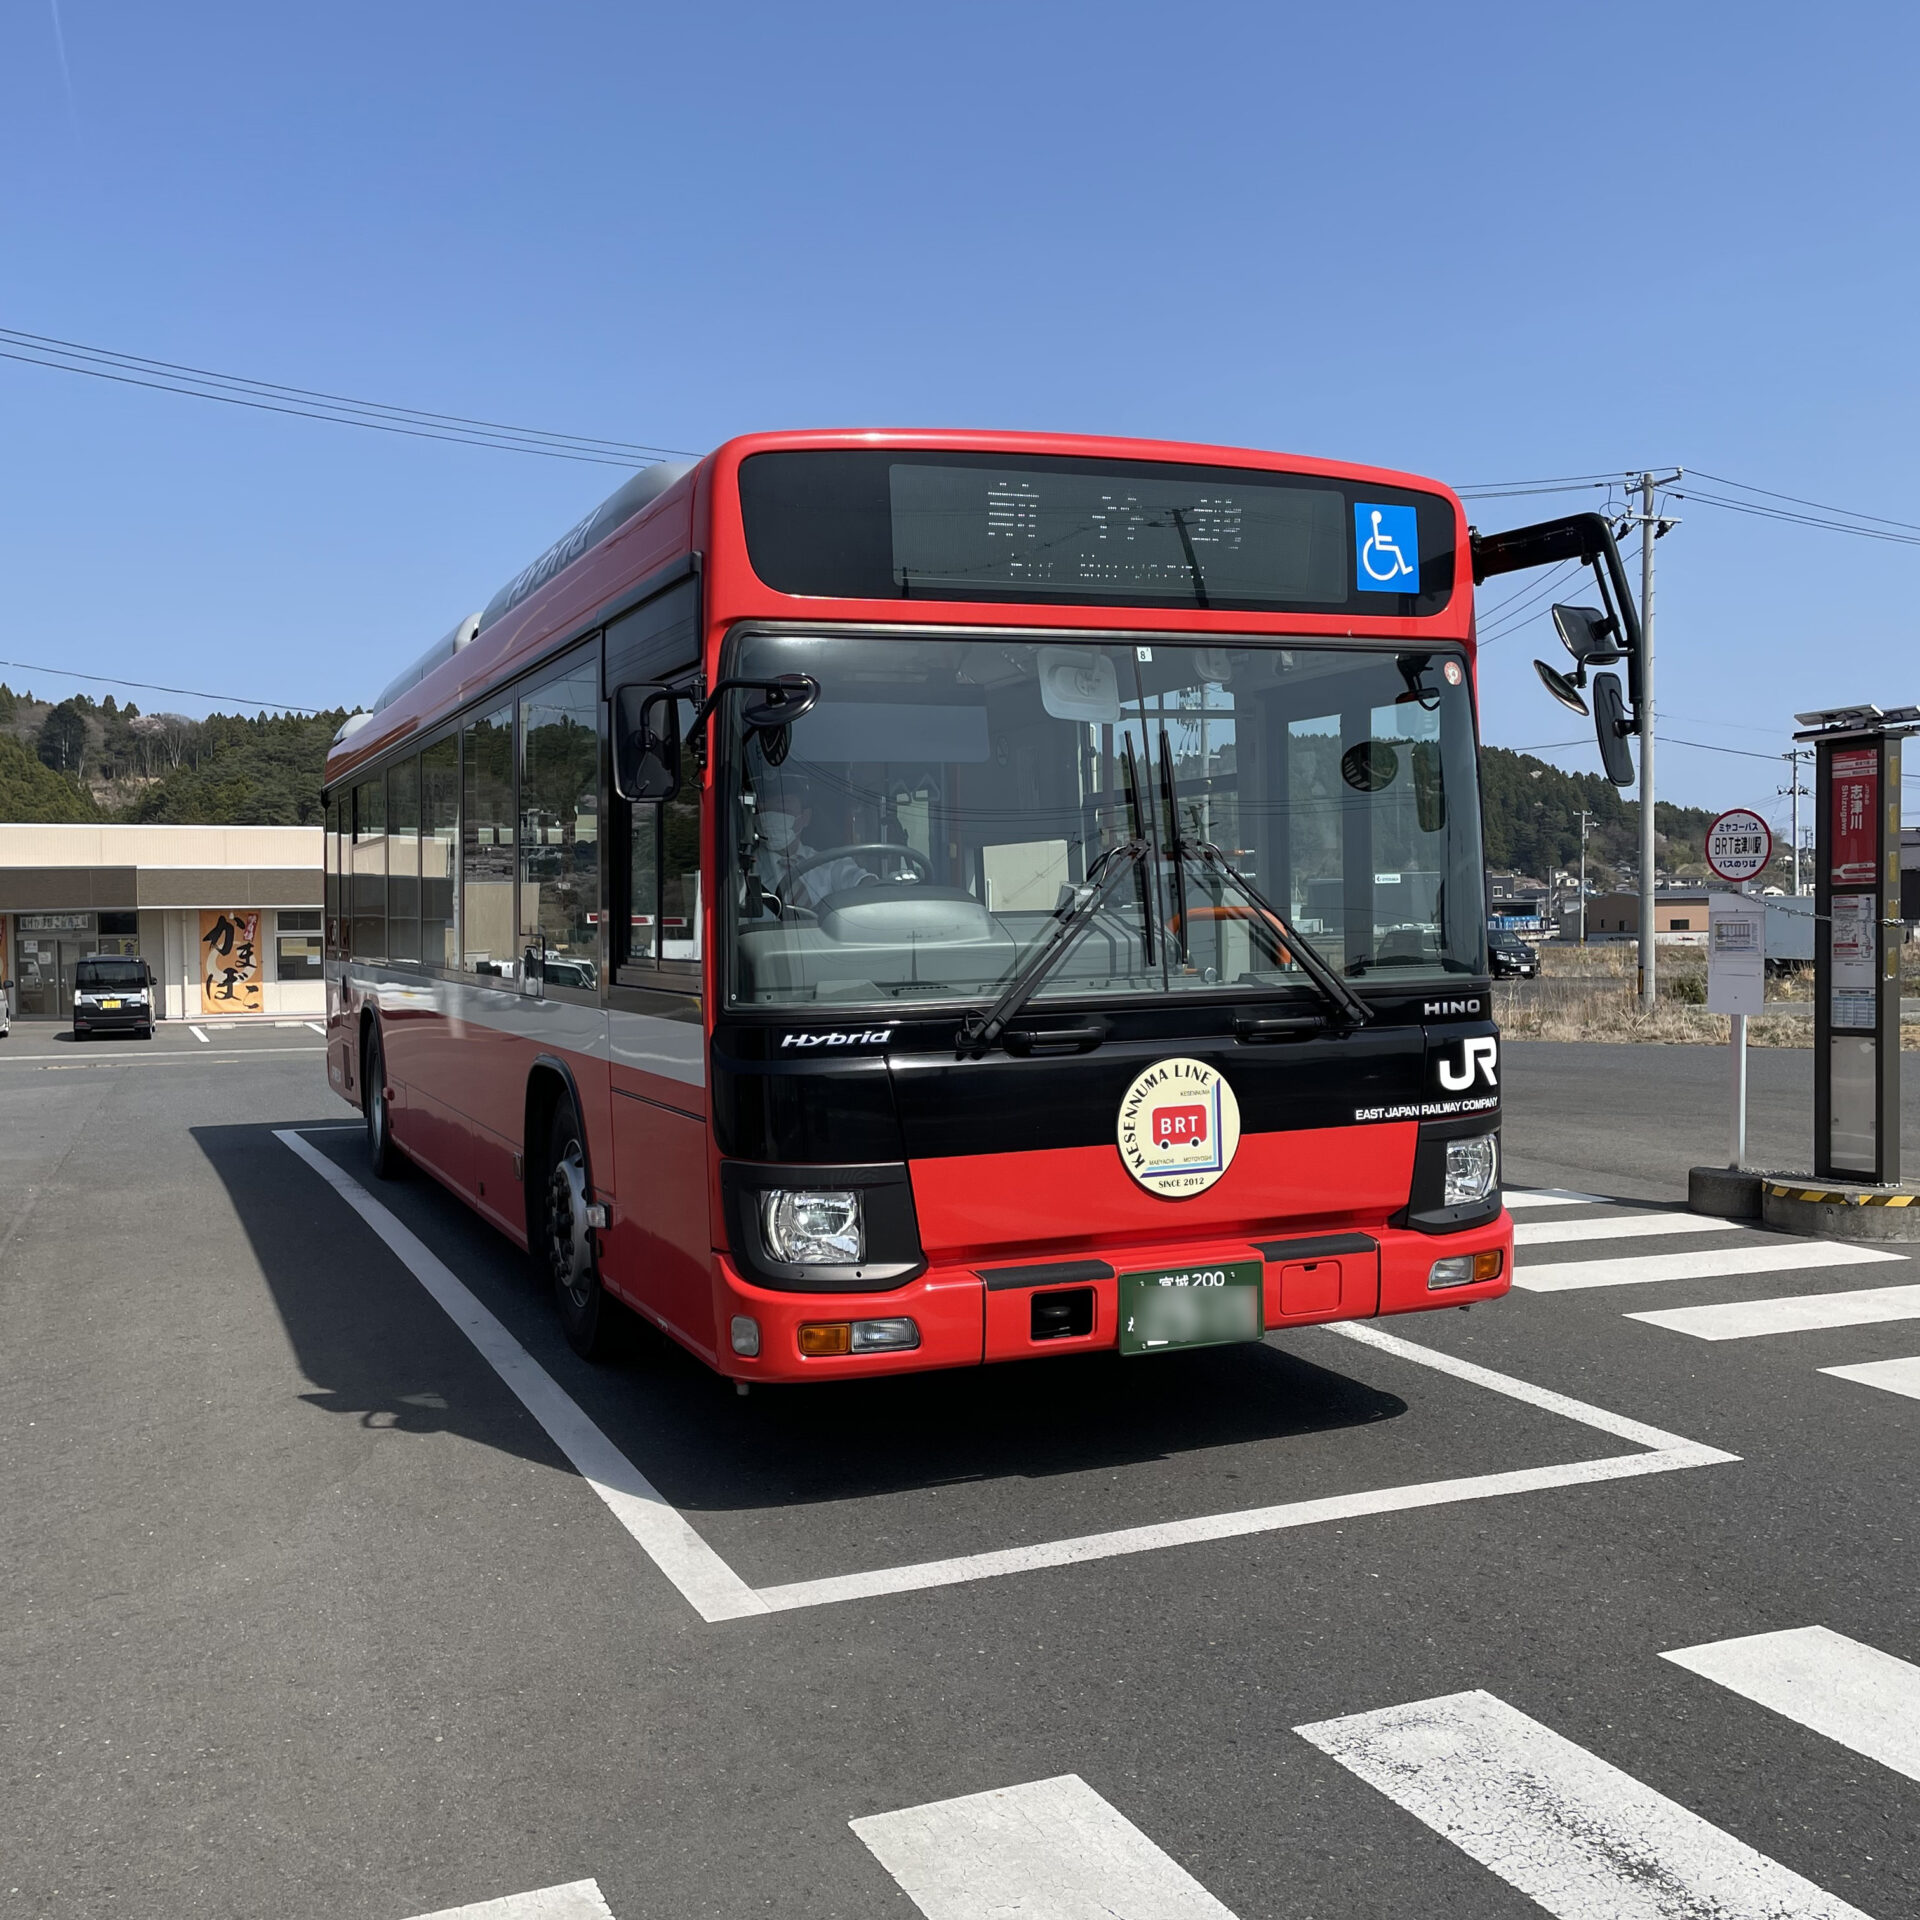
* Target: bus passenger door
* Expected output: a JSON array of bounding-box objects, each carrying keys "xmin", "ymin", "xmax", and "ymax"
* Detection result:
[{"xmin": 604, "ymin": 652, "xmax": 714, "ymax": 1358}]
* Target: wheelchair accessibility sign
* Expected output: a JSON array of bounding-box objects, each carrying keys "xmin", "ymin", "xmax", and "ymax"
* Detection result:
[{"xmin": 1355, "ymin": 501, "xmax": 1419, "ymax": 592}]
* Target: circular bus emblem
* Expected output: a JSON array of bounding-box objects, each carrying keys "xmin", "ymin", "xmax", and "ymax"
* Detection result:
[{"xmin": 1117, "ymin": 1057, "xmax": 1242, "ymax": 1198}]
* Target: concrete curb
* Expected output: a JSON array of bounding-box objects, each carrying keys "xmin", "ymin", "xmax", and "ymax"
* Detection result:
[
  {"xmin": 1689, "ymin": 1166, "xmax": 1762, "ymax": 1220},
  {"xmin": 1760, "ymin": 1178, "xmax": 1920, "ymax": 1241}
]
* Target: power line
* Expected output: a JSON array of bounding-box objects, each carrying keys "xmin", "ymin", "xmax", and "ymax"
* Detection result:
[
  {"xmin": 0, "ymin": 656, "xmax": 324, "ymax": 713},
  {"xmin": 1688, "ymin": 467, "xmax": 1920, "ymax": 537},
  {"xmin": 0, "ymin": 326, "xmax": 697, "ymax": 468}
]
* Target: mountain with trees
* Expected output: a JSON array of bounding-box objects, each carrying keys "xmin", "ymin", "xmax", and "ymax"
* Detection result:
[
  {"xmin": 1478, "ymin": 744, "xmax": 1793, "ymax": 889},
  {"xmin": 0, "ymin": 683, "xmax": 345, "ymax": 827}
]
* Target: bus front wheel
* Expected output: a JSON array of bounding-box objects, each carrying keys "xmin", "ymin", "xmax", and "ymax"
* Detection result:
[{"xmin": 542, "ymin": 1098, "xmax": 609, "ymax": 1358}]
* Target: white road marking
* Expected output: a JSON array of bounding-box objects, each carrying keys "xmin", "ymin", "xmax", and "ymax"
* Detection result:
[
  {"xmin": 1662, "ymin": 1625, "xmax": 1920, "ymax": 1784},
  {"xmin": 1503, "ymin": 1188, "xmax": 1620, "ymax": 1209},
  {"xmin": 189, "ymin": 1024, "xmax": 210, "ymax": 1043},
  {"xmin": 274, "ymin": 1129, "xmax": 769, "ymax": 1623},
  {"xmin": 403, "ymin": 1881, "xmax": 615, "ymax": 1920},
  {"xmin": 1515, "ymin": 1211, "xmax": 1745, "ymax": 1248},
  {"xmin": 1630, "ymin": 1281, "xmax": 1920, "ymax": 1341},
  {"xmin": 277, "ymin": 1137, "xmax": 1737, "ymax": 1622},
  {"xmin": 852, "ymin": 1774, "xmax": 1235, "ymax": 1920},
  {"xmin": 305, "ymin": 1020, "xmax": 326, "ymax": 1034},
  {"xmin": 1296, "ymin": 1688, "xmax": 1869, "ymax": 1919},
  {"xmin": 1820, "ymin": 1354, "xmax": 1920, "ymax": 1400},
  {"xmin": 1517, "ymin": 1240, "xmax": 1900, "ymax": 1293},
  {"xmin": 1, "ymin": 1047, "xmax": 323, "ymax": 1067},
  {"xmin": 749, "ymin": 1325, "xmax": 1735, "ymax": 1614}
]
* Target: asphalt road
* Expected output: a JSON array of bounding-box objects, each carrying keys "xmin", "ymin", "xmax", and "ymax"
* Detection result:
[{"xmin": 2, "ymin": 1025, "xmax": 1916, "ymax": 1919}]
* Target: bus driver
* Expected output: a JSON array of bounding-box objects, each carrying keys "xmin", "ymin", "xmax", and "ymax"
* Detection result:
[{"xmin": 751, "ymin": 775, "xmax": 875, "ymax": 912}]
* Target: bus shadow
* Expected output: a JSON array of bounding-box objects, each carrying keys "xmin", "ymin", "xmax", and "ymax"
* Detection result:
[
  {"xmin": 630, "ymin": 1331, "xmax": 1407, "ymax": 1514},
  {"xmin": 200, "ymin": 1120, "xmax": 1409, "ymax": 1512},
  {"xmin": 195, "ymin": 1121, "xmax": 578, "ymax": 1472}
]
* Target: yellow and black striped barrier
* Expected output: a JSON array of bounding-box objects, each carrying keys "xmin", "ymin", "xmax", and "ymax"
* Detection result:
[{"xmin": 1763, "ymin": 1183, "xmax": 1920, "ymax": 1208}]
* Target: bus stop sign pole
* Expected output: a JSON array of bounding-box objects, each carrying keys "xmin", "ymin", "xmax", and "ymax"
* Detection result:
[{"xmin": 1798, "ymin": 708, "xmax": 1912, "ymax": 1184}]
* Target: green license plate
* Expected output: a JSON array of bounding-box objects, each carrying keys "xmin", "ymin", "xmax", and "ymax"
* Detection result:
[{"xmin": 1118, "ymin": 1258, "xmax": 1264, "ymax": 1356}]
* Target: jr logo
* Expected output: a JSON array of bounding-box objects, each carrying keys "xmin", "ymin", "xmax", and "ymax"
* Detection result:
[{"xmin": 1437, "ymin": 1036, "xmax": 1499, "ymax": 1092}]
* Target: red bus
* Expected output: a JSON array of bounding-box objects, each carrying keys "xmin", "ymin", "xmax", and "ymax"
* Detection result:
[{"xmin": 323, "ymin": 431, "xmax": 1628, "ymax": 1383}]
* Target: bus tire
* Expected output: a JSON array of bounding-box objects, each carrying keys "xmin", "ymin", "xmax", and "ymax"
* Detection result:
[
  {"xmin": 363, "ymin": 1019, "xmax": 402, "ymax": 1181},
  {"xmin": 542, "ymin": 1097, "xmax": 609, "ymax": 1358}
]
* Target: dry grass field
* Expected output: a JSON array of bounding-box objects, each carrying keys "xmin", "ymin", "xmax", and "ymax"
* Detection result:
[{"xmin": 1491, "ymin": 938, "xmax": 1920, "ymax": 1048}]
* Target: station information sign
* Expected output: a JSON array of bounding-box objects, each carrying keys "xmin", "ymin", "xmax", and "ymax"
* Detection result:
[{"xmin": 1704, "ymin": 808, "xmax": 1773, "ymax": 884}]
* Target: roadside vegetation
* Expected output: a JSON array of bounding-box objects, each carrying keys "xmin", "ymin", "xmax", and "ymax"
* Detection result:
[{"xmin": 1495, "ymin": 939, "xmax": 1920, "ymax": 1048}]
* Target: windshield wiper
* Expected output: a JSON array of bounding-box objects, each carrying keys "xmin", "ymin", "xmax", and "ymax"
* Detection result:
[
  {"xmin": 957, "ymin": 839, "xmax": 1150, "ymax": 1057},
  {"xmin": 1178, "ymin": 839, "xmax": 1373, "ymax": 1027}
]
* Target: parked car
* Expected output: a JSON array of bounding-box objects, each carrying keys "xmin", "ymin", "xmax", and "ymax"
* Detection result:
[
  {"xmin": 72, "ymin": 956, "xmax": 156, "ymax": 1039},
  {"xmin": 1488, "ymin": 929, "xmax": 1539, "ymax": 979}
]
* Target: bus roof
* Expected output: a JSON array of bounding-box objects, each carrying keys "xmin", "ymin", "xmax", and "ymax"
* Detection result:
[{"xmin": 327, "ymin": 428, "xmax": 1470, "ymax": 784}]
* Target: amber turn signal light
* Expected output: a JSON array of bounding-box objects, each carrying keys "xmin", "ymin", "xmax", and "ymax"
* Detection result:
[{"xmin": 797, "ymin": 1322, "xmax": 853, "ymax": 1356}]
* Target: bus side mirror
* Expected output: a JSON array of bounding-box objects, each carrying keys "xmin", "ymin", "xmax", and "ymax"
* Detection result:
[
  {"xmin": 613, "ymin": 683, "xmax": 682, "ymax": 802},
  {"xmin": 1591, "ymin": 672, "xmax": 1637, "ymax": 787}
]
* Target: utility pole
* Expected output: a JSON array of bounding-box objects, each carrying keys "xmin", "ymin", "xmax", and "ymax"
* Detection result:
[
  {"xmin": 1630, "ymin": 470, "xmax": 1683, "ymax": 1012},
  {"xmin": 1779, "ymin": 747, "xmax": 1811, "ymax": 894},
  {"xmin": 1578, "ymin": 809, "xmax": 1593, "ymax": 943}
]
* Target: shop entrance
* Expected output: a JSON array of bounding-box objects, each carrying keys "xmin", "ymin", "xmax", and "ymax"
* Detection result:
[{"xmin": 16, "ymin": 937, "xmax": 94, "ymax": 1019}]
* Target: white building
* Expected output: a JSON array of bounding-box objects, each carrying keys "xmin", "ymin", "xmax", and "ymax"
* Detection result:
[{"xmin": 0, "ymin": 822, "xmax": 322, "ymax": 1022}]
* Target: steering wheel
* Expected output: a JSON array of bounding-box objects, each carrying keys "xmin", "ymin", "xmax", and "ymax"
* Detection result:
[{"xmin": 782, "ymin": 842, "xmax": 933, "ymax": 890}]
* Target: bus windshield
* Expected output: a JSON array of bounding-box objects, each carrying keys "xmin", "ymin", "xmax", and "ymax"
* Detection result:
[{"xmin": 722, "ymin": 633, "xmax": 1485, "ymax": 1011}]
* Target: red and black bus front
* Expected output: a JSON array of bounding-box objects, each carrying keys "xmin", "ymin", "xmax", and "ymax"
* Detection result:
[{"xmin": 696, "ymin": 447, "xmax": 1510, "ymax": 1380}]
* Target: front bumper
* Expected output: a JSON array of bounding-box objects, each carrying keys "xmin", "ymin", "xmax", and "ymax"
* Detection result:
[{"xmin": 709, "ymin": 1211, "xmax": 1513, "ymax": 1383}]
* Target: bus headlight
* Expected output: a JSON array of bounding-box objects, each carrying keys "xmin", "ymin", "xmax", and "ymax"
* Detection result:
[
  {"xmin": 1443, "ymin": 1134, "xmax": 1498, "ymax": 1206},
  {"xmin": 760, "ymin": 1189, "xmax": 864, "ymax": 1265}
]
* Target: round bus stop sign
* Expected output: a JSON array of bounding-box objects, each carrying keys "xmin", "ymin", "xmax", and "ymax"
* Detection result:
[{"xmin": 1705, "ymin": 807, "xmax": 1774, "ymax": 884}]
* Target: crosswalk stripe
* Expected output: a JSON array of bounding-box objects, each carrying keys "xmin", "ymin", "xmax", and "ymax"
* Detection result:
[
  {"xmin": 403, "ymin": 1881, "xmax": 615, "ymax": 1920},
  {"xmin": 1515, "ymin": 1211, "xmax": 1748, "ymax": 1248},
  {"xmin": 1504, "ymin": 1188, "xmax": 1619, "ymax": 1209},
  {"xmin": 1628, "ymin": 1281, "xmax": 1920, "ymax": 1340},
  {"xmin": 1516, "ymin": 1240, "xmax": 1901, "ymax": 1293},
  {"xmin": 1819, "ymin": 1354, "xmax": 1920, "ymax": 1400},
  {"xmin": 1295, "ymin": 1688, "xmax": 1868, "ymax": 1919},
  {"xmin": 1662, "ymin": 1625, "xmax": 1920, "ymax": 1784},
  {"xmin": 851, "ymin": 1774, "xmax": 1236, "ymax": 1919}
]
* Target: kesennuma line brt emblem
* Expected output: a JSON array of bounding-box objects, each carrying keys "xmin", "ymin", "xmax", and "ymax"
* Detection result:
[{"xmin": 312, "ymin": 427, "xmax": 1646, "ymax": 1385}]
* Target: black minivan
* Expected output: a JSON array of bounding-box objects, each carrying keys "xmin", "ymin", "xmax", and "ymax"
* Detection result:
[{"xmin": 72, "ymin": 956, "xmax": 156, "ymax": 1039}]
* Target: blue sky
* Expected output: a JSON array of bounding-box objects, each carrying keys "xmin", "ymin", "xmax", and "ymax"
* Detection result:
[{"xmin": 3, "ymin": 2, "xmax": 1916, "ymax": 822}]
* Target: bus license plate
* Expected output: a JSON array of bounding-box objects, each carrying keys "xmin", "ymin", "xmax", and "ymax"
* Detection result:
[{"xmin": 1118, "ymin": 1259, "xmax": 1264, "ymax": 1356}]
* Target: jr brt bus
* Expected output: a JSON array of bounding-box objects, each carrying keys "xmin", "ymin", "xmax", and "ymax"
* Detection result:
[{"xmin": 323, "ymin": 430, "xmax": 1644, "ymax": 1383}]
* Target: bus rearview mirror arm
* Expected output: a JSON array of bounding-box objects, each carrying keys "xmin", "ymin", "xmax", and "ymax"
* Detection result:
[
  {"xmin": 1471, "ymin": 510, "xmax": 1645, "ymax": 788},
  {"xmin": 612, "ymin": 673, "xmax": 822, "ymax": 802}
]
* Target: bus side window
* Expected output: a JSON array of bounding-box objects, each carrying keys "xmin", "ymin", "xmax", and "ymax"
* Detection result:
[
  {"xmin": 659, "ymin": 691, "xmax": 702, "ymax": 971},
  {"xmin": 324, "ymin": 792, "xmax": 343, "ymax": 958},
  {"xmin": 518, "ymin": 656, "xmax": 602, "ymax": 992},
  {"xmin": 462, "ymin": 704, "xmax": 517, "ymax": 978},
  {"xmin": 387, "ymin": 753, "xmax": 421, "ymax": 965},
  {"xmin": 351, "ymin": 773, "xmax": 386, "ymax": 962},
  {"xmin": 604, "ymin": 577, "xmax": 700, "ymax": 987},
  {"xmin": 421, "ymin": 735, "xmax": 459, "ymax": 969}
]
